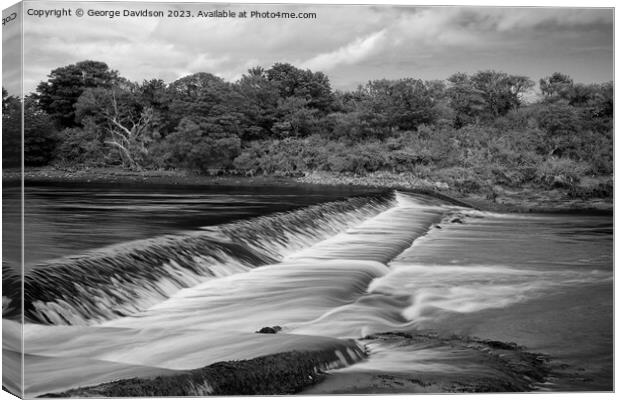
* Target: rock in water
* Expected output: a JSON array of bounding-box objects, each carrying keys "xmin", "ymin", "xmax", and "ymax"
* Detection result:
[{"xmin": 256, "ymin": 326, "xmax": 282, "ymax": 334}]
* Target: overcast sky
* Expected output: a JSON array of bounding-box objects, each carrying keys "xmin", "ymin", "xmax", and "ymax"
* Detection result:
[{"xmin": 2, "ymin": 1, "xmax": 614, "ymax": 95}]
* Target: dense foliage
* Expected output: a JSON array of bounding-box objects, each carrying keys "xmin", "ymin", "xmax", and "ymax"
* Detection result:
[{"xmin": 3, "ymin": 60, "xmax": 613, "ymax": 198}]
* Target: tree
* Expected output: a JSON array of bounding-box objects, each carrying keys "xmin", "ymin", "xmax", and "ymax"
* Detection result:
[
  {"xmin": 470, "ymin": 70, "xmax": 534, "ymax": 117},
  {"xmin": 137, "ymin": 79, "xmax": 169, "ymax": 109},
  {"xmin": 383, "ymin": 79, "xmax": 438, "ymax": 130},
  {"xmin": 272, "ymin": 97, "xmax": 322, "ymax": 137},
  {"xmin": 2, "ymin": 88, "xmax": 21, "ymax": 168},
  {"xmin": 537, "ymin": 103, "xmax": 581, "ymax": 137},
  {"xmin": 354, "ymin": 78, "xmax": 439, "ymax": 134},
  {"xmin": 446, "ymin": 73, "xmax": 486, "ymax": 127},
  {"xmin": 24, "ymin": 96, "xmax": 57, "ymax": 166},
  {"xmin": 53, "ymin": 121, "xmax": 107, "ymax": 167},
  {"xmin": 590, "ymin": 82, "xmax": 613, "ymax": 120},
  {"xmin": 166, "ymin": 72, "xmax": 248, "ymax": 132},
  {"xmin": 266, "ymin": 63, "xmax": 334, "ymax": 112},
  {"xmin": 75, "ymin": 86, "xmax": 155, "ymax": 169},
  {"xmin": 236, "ymin": 67, "xmax": 281, "ymax": 139},
  {"xmin": 163, "ymin": 117, "xmax": 241, "ymax": 172},
  {"xmin": 2, "ymin": 87, "xmax": 19, "ymax": 113},
  {"xmin": 540, "ymin": 72, "xmax": 573, "ymax": 101},
  {"xmin": 35, "ymin": 60, "xmax": 120, "ymax": 128},
  {"xmin": 447, "ymin": 71, "xmax": 533, "ymax": 126}
]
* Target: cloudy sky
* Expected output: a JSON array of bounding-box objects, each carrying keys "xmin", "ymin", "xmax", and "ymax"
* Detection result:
[{"xmin": 3, "ymin": 1, "xmax": 614, "ymax": 95}]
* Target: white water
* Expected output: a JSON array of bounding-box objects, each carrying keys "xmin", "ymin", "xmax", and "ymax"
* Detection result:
[
  {"xmin": 4, "ymin": 191, "xmax": 613, "ymax": 395},
  {"xmin": 20, "ymin": 193, "xmax": 395, "ymax": 326}
]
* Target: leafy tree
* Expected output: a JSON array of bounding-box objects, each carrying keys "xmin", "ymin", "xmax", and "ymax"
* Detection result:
[
  {"xmin": 236, "ymin": 67, "xmax": 281, "ymax": 139},
  {"xmin": 35, "ymin": 60, "xmax": 120, "ymax": 128},
  {"xmin": 167, "ymin": 72, "xmax": 230, "ymax": 118},
  {"xmin": 446, "ymin": 73, "xmax": 486, "ymax": 127},
  {"xmin": 163, "ymin": 117, "xmax": 241, "ymax": 172},
  {"xmin": 591, "ymin": 82, "xmax": 613, "ymax": 120},
  {"xmin": 540, "ymin": 72, "xmax": 574, "ymax": 101},
  {"xmin": 272, "ymin": 97, "xmax": 322, "ymax": 137},
  {"xmin": 266, "ymin": 63, "xmax": 334, "ymax": 113},
  {"xmin": 569, "ymin": 82, "xmax": 613, "ymax": 118},
  {"xmin": 14, "ymin": 59, "xmax": 613, "ymax": 199},
  {"xmin": 448, "ymin": 71, "xmax": 533, "ymax": 126},
  {"xmin": 137, "ymin": 79, "xmax": 169, "ymax": 109},
  {"xmin": 325, "ymin": 111, "xmax": 371, "ymax": 140},
  {"xmin": 353, "ymin": 79, "xmax": 439, "ymax": 134},
  {"xmin": 384, "ymin": 79, "xmax": 438, "ymax": 130},
  {"xmin": 53, "ymin": 120, "xmax": 107, "ymax": 167},
  {"xmin": 536, "ymin": 103, "xmax": 582, "ymax": 156},
  {"xmin": 2, "ymin": 87, "xmax": 19, "ymax": 113},
  {"xmin": 166, "ymin": 73, "xmax": 248, "ymax": 134},
  {"xmin": 24, "ymin": 96, "xmax": 57, "ymax": 166},
  {"xmin": 470, "ymin": 70, "xmax": 533, "ymax": 117},
  {"xmin": 2, "ymin": 88, "xmax": 21, "ymax": 168}
]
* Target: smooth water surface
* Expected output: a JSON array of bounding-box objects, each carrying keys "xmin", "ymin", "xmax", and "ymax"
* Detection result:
[{"xmin": 3, "ymin": 182, "xmax": 375, "ymax": 269}]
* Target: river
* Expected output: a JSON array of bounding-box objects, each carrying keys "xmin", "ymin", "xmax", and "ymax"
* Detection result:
[{"xmin": 2, "ymin": 183, "xmax": 613, "ymax": 396}]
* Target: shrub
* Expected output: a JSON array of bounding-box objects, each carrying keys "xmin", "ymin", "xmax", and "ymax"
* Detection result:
[
  {"xmin": 536, "ymin": 104, "xmax": 582, "ymax": 137},
  {"xmin": 536, "ymin": 158, "xmax": 590, "ymax": 189},
  {"xmin": 53, "ymin": 121, "xmax": 107, "ymax": 167}
]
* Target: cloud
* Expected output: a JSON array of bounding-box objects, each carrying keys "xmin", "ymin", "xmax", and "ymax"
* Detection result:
[
  {"xmin": 479, "ymin": 8, "xmax": 612, "ymax": 32},
  {"xmin": 300, "ymin": 30, "xmax": 387, "ymax": 71},
  {"xmin": 15, "ymin": 3, "xmax": 613, "ymax": 95},
  {"xmin": 185, "ymin": 54, "xmax": 230, "ymax": 74}
]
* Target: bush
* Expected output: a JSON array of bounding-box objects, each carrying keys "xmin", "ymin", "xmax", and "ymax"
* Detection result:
[
  {"xmin": 53, "ymin": 121, "xmax": 107, "ymax": 166},
  {"xmin": 567, "ymin": 178, "xmax": 613, "ymax": 199},
  {"xmin": 434, "ymin": 166, "xmax": 486, "ymax": 193},
  {"xmin": 536, "ymin": 104, "xmax": 582, "ymax": 137},
  {"xmin": 536, "ymin": 158, "xmax": 590, "ymax": 189}
]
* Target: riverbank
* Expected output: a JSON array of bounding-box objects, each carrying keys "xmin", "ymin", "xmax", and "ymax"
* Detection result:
[
  {"xmin": 299, "ymin": 171, "xmax": 613, "ymax": 214},
  {"xmin": 4, "ymin": 166, "xmax": 613, "ymax": 214},
  {"xmin": 4, "ymin": 167, "xmax": 303, "ymax": 189}
]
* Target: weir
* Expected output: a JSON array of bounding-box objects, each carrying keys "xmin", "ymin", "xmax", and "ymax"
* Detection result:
[
  {"xmin": 13, "ymin": 190, "xmax": 474, "ymax": 396},
  {"xmin": 102, "ymin": 191, "xmax": 454, "ymax": 334},
  {"xmin": 6, "ymin": 188, "xmax": 612, "ymax": 395},
  {"xmin": 9, "ymin": 191, "xmax": 399, "ymax": 325}
]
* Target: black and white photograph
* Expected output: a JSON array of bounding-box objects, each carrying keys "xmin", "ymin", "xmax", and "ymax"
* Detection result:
[{"xmin": 1, "ymin": 0, "xmax": 615, "ymax": 397}]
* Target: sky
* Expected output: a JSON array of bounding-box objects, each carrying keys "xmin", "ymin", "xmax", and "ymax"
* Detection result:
[{"xmin": 2, "ymin": 1, "xmax": 615, "ymax": 96}]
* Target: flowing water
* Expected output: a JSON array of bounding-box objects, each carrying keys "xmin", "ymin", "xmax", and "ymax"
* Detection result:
[{"xmin": 1, "ymin": 184, "xmax": 613, "ymax": 396}]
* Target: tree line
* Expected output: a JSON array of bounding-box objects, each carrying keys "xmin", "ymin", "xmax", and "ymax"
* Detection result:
[{"xmin": 2, "ymin": 61, "xmax": 613, "ymax": 197}]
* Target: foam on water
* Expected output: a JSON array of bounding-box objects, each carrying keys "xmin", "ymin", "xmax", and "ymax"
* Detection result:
[
  {"xmin": 303, "ymin": 332, "xmax": 552, "ymax": 394},
  {"xmin": 23, "ymin": 238, "xmax": 270, "ymax": 325},
  {"xmin": 102, "ymin": 260, "xmax": 391, "ymax": 331},
  {"xmin": 99, "ymin": 192, "xmax": 447, "ymax": 334},
  {"xmin": 200, "ymin": 192, "xmax": 398, "ymax": 259},
  {"xmin": 4, "ymin": 189, "xmax": 612, "ymax": 394},
  {"xmin": 13, "ymin": 192, "xmax": 397, "ymax": 326},
  {"xmin": 368, "ymin": 264, "xmax": 612, "ymax": 323},
  {"xmin": 12, "ymin": 191, "xmax": 453, "ymax": 396},
  {"xmin": 286, "ymin": 196, "xmax": 444, "ymax": 263}
]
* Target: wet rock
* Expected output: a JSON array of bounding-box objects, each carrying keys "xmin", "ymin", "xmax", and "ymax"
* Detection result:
[
  {"xmin": 42, "ymin": 347, "xmax": 364, "ymax": 397},
  {"xmin": 256, "ymin": 326, "xmax": 282, "ymax": 334},
  {"xmin": 356, "ymin": 331, "xmax": 551, "ymax": 392},
  {"xmin": 481, "ymin": 340, "xmax": 519, "ymax": 351}
]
